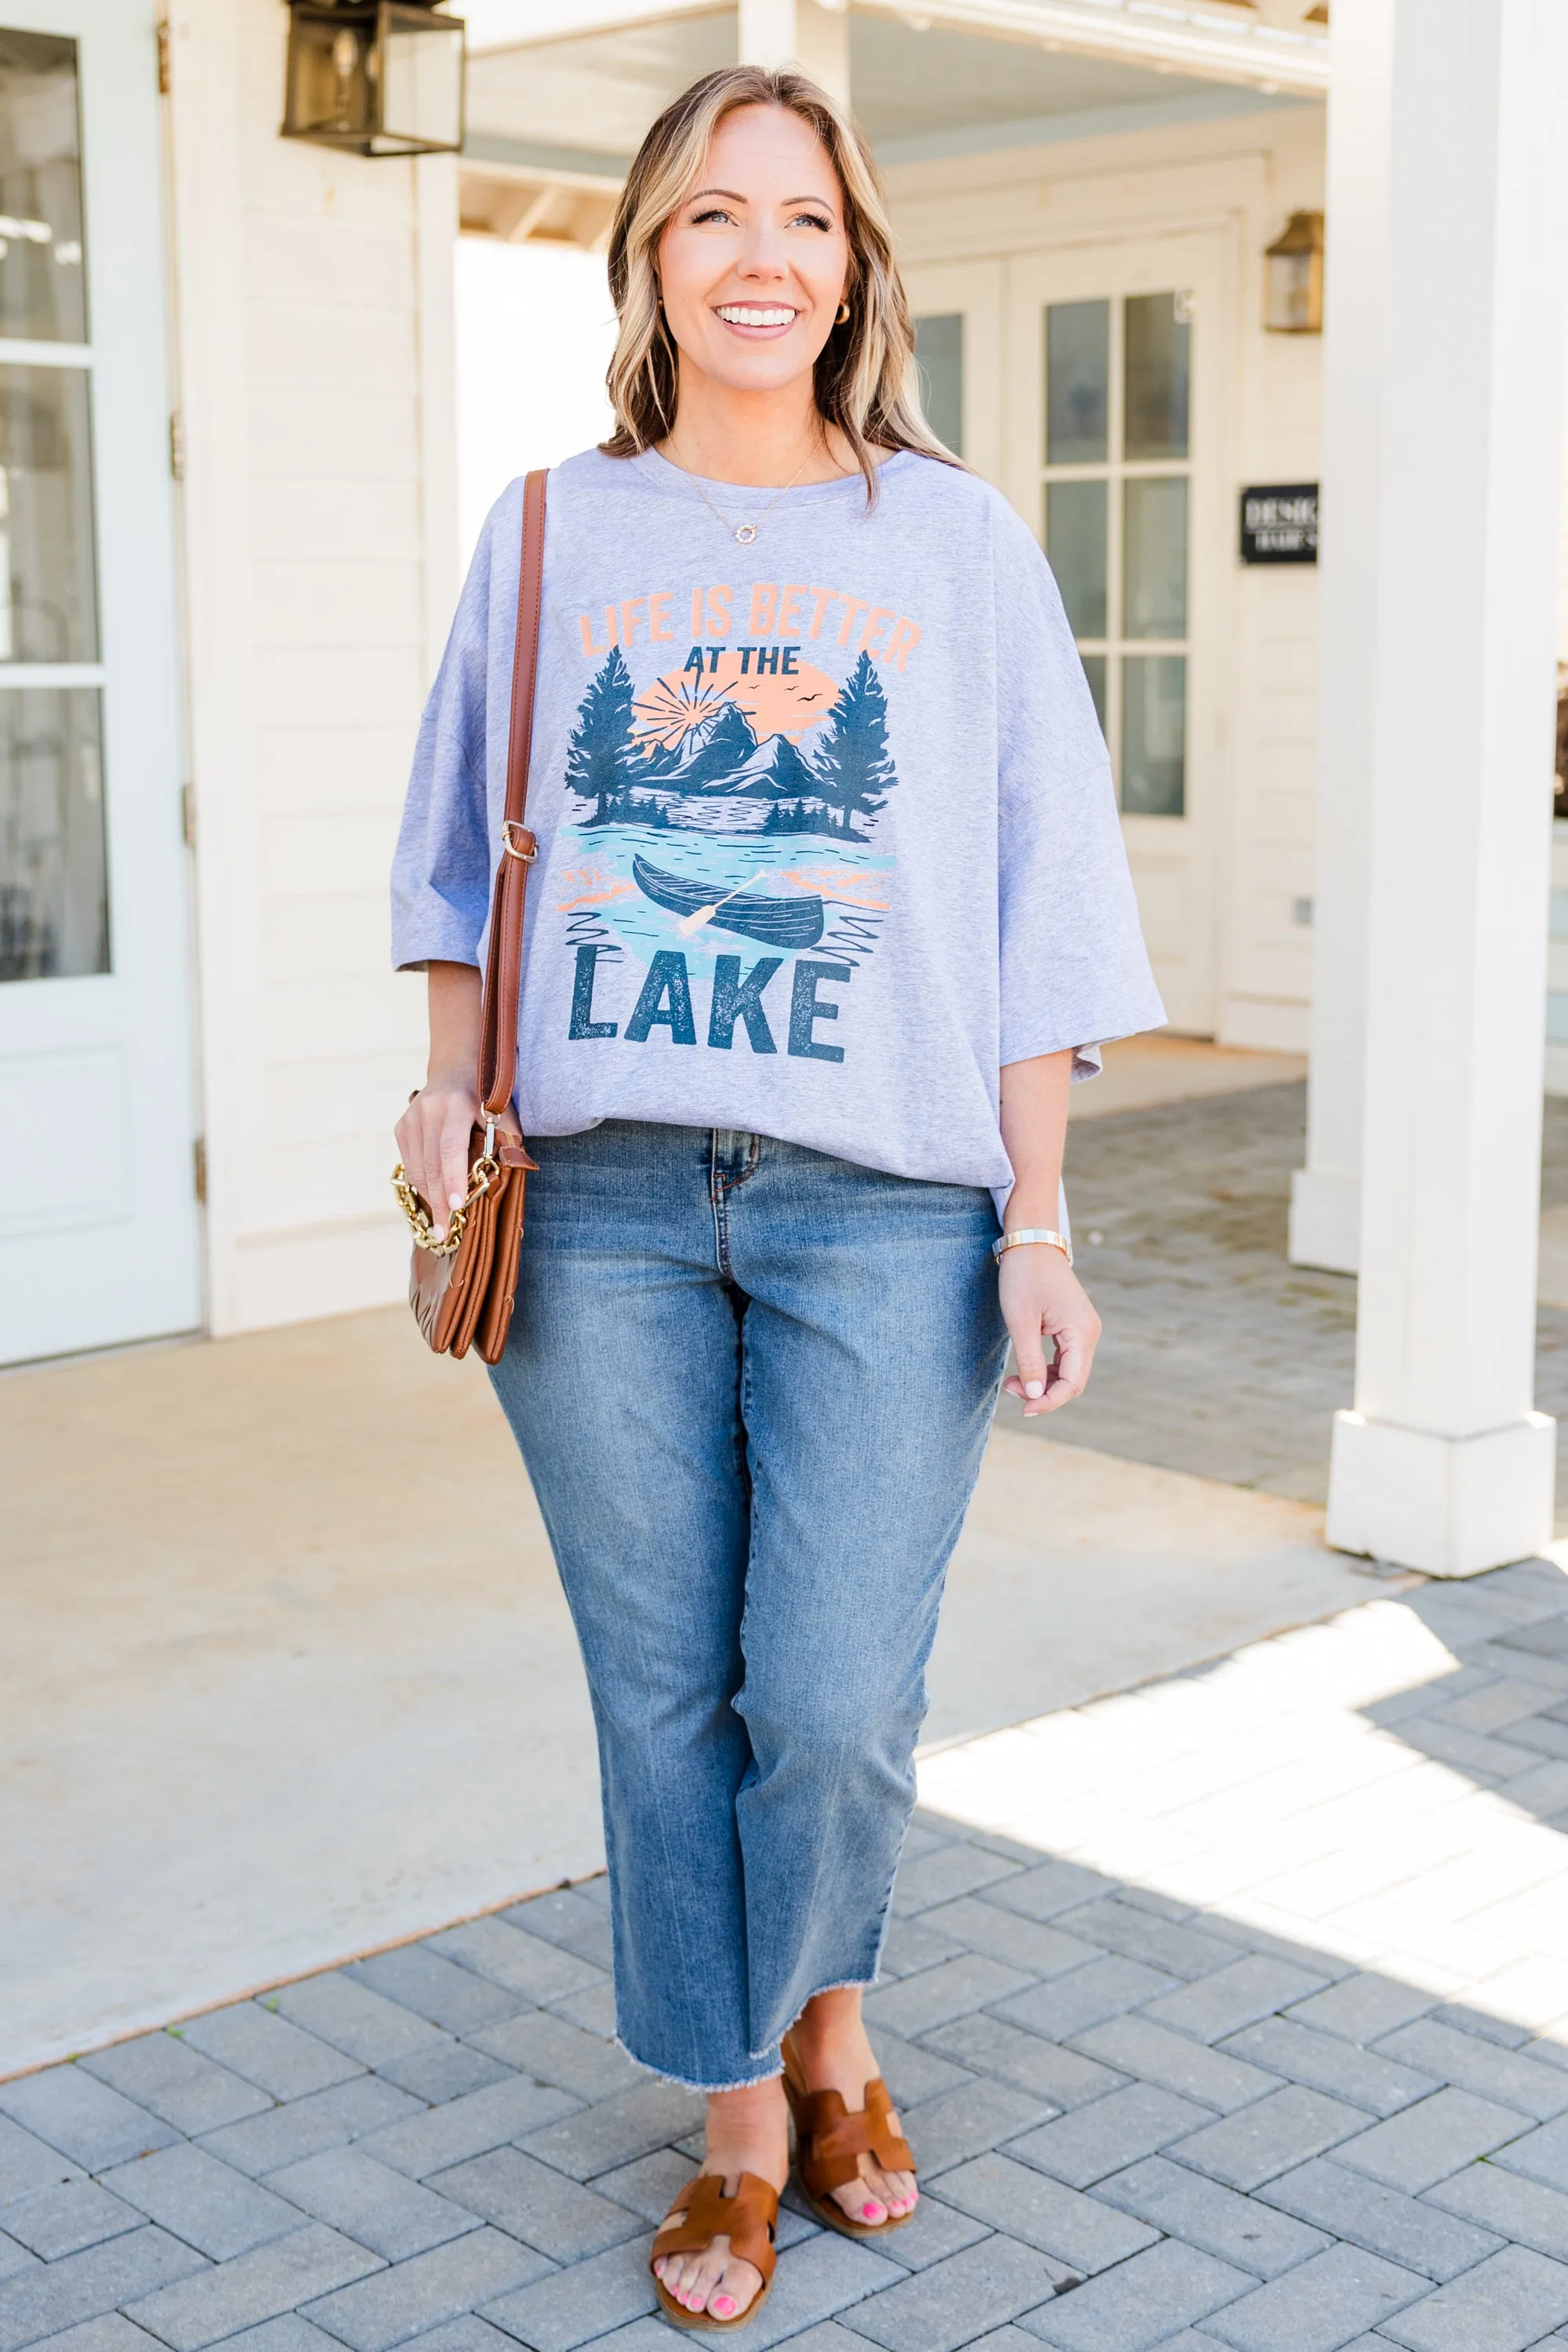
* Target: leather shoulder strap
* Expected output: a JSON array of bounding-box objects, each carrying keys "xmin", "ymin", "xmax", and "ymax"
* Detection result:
[{"xmin": 478, "ymin": 468, "xmax": 547, "ymax": 1121}]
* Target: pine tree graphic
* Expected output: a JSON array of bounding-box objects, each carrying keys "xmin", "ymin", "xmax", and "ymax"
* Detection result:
[
  {"xmin": 566, "ymin": 648, "xmax": 635, "ymax": 822},
  {"xmin": 811, "ymin": 652, "xmax": 897, "ymax": 837},
  {"xmin": 761, "ymin": 800, "xmax": 818, "ymax": 835}
]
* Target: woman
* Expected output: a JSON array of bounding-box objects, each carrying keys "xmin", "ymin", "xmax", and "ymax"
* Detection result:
[{"xmin": 393, "ymin": 64, "xmax": 1162, "ymax": 2332}]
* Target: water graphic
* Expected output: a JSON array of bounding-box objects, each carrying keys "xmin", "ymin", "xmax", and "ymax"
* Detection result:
[{"xmin": 556, "ymin": 823, "xmax": 891, "ymax": 975}]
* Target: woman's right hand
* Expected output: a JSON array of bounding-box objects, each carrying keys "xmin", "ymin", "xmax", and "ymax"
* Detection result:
[{"xmin": 396, "ymin": 1069, "xmax": 480, "ymax": 1243}]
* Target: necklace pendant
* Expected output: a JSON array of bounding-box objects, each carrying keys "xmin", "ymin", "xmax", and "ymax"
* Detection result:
[{"xmin": 735, "ymin": 523, "xmax": 757, "ymax": 544}]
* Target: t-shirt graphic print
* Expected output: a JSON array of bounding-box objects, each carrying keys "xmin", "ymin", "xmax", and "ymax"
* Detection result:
[
  {"xmin": 559, "ymin": 578, "xmax": 916, "ymax": 1068},
  {"xmin": 391, "ymin": 445, "xmax": 1165, "ymax": 1198}
]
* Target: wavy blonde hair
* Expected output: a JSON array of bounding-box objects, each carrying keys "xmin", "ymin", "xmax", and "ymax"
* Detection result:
[{"xmin": 601, "ymin": 64, "xmax": 958, "ymax": 501}]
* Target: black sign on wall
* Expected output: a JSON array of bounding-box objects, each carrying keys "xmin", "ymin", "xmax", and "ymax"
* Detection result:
[{"xmin": 1240, "ymin": 484, "xmax": 1319, "ymax": 564}]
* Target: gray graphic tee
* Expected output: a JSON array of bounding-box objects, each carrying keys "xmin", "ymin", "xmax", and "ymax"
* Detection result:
[{"xmin": 392, "ymin": 446, "xmax": 1165, "ymax": 1199}]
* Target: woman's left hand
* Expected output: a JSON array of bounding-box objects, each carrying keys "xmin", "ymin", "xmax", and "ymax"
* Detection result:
[{"xmin": 999, "ymin": 1243, "xmax": 1101, "ymax": 1416}]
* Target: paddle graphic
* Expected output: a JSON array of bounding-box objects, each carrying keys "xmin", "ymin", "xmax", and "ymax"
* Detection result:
[{"xmin": 677, "ymin": 870, "xmax": 780, "ymax": 935}]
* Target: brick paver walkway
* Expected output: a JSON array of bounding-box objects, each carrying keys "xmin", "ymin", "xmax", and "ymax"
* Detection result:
[
  {"xmin": 6, "ymin": 1561, "xmax": 1568, "ymax": 2352},
  {"xmin": 1019, "ymin": 1085, "xmax": 1568, "ymax": 1519}
]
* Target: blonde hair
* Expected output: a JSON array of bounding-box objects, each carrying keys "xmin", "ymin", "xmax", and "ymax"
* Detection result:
[{"xmin": 601, "ymin": 64, "xmax": 958, "ymax": 500}]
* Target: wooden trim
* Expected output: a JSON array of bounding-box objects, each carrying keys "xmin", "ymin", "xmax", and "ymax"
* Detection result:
[{"xmin": 458, "ymin": 160, "xmax": 620, "ymax": 249}]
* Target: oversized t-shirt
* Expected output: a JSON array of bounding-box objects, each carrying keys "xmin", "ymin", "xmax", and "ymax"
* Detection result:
[{"xmin": 391, "ymin": 445, "xmax": 1165, "ymax": 1199}]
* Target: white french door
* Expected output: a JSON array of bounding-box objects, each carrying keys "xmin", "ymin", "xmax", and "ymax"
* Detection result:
[
  {"xmin": 912, "ymin": 234, "xmax": 1231, "ymax": 1036},
  {"xmin": 0, "ymin": 0, "xmax": 198, "ymax": 1363},
  {"xmin": 1008, "ymin": 236, "xmax": 1229, "ymax": 1035}
]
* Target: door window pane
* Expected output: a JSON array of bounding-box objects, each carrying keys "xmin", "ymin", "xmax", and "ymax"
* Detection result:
[
  {"xmin": 913, "ymin": 312, "xmax": 963, "ymax": 456},
  {"xmin": 1046, "ymin": 478, "xmax": 1107, "ymax": 640},
  {"xmin": 0, "ymin": 32, "xmax": 85, "ymax": 343},
  {"xmin": 1122, "ymin": 655, "xmax": 1185, "ymax": 816},
  {"xmin": 1124, "ymin": 292, "xmax": 1189, "ymax": 460},
  {"xmin": 0, "ymin": 684, "xmax": 106, "ymax": 976},
  {"xmin": 1123, "ymin": 475, "xmax": 1187, "ymax": 639},
  {"xmin": 1079, "ymin": 652, "xmax": 1107, "ymax": 740},
  {"xmin": 0, "ymin": 364, "xmax": 97, "ymax": 660},
  {"xmin": 1047, "ymin": 299, "xmax": 1108, "ymax": 463}
]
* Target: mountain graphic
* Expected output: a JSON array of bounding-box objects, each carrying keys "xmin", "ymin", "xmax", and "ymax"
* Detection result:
[
  {"xmin": 727, "ymin": 730, "xmax": 823, "ymax": 800},
  {"xmin": 639, "ymin": 698, "xmax": 760, "ymax": 791},
  {"xmin": 568, "ymin": 652, "xmax": 898, "ymax": 840}
]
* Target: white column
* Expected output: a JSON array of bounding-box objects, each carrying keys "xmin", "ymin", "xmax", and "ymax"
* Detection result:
[
  {"xmin": 1287, "ymin": 0, "xmax": 1395, "ymax": 1277},
  {"xmin": 738, "ymin": 0, "xmax": 851, "ymax": 108},
  {"xmin": 1324, "ymin": 0, "xmax": 1566, "ymax": 1576}
]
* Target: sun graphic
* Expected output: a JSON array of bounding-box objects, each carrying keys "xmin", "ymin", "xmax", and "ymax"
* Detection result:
[
  {"xmin": 630, "ymin": 651, "xmax": 841, "ymax": 749},
  {"xmin": 628, "ymin": 675, "xmax": 734, "ymax": 750}
]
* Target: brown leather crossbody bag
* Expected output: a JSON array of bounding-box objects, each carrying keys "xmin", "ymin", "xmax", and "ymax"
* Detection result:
[{"xmin": 391, "ymin": 468, "xmax": 546, "ymax": 1365}]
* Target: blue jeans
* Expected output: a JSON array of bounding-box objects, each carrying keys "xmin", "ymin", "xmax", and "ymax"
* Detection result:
[{"xmin": 488, "ymin": 1122, "xmax": 1007, "ymax": 2089}]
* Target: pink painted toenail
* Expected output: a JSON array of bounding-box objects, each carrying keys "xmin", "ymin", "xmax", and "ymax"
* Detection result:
[{"xmin": 712, "ymin": 2299, "xmax": 736, "ymax": 2317}]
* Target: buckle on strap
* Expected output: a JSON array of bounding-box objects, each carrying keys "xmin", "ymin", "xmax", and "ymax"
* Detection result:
[{"xmin": 502, "ymin": 822, "xmax": 537, "ymax": 862}]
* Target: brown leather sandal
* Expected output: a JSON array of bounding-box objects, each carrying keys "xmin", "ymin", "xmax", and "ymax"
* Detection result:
[
  {"xmin": 780, "ymin": 2031, "xmax": 917, "ymax": 2239},
  {"xmin": 649, "ymin": 2172, "xmax": 779, "ymax": 2332}
]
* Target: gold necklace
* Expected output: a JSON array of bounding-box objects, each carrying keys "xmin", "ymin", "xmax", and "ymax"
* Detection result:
[{"xmin": 666, "ymin": 437, "xmax": 818, "ymax": 545}]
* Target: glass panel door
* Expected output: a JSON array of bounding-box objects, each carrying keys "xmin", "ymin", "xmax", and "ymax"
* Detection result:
[
  {"xmin": 1006, "ymin": 234, "xmax": 1225, "ymax": 1037},
  {"xmin": 1042, "ymin": 289, "xmax": 1192, "ymax": 815},
  {"xmin": 0, "ymin": 0, "xmax": 198, "ymax": 1362}
]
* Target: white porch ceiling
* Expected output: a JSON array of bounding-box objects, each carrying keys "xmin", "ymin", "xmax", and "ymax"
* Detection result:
[
  {"xmin": 465, "ymin": 9, "xmax": 738, "ymax": 167},
  {"xmin": 463, "ymin": 0, "xmax": 1320, "ymax": 177}
]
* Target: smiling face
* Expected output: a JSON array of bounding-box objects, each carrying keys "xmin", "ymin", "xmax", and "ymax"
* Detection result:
[{"xmin": 655, "ymin": 103, "xmax": 851, "ymax": 406}]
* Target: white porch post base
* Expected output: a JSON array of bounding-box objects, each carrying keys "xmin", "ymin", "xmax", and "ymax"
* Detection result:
[
  {"xmin": 1327, "ymin": 1409, "xmax": 1556, "ymax": 1577},
  {"xmin": 1287, "ymin": 1169, "xmax": 1360, "ymax": 1276}
]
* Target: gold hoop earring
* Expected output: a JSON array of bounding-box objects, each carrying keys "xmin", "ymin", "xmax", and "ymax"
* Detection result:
[{"xmin": 837, "ymin": 300, "xmax": 851, "ymax": 325}]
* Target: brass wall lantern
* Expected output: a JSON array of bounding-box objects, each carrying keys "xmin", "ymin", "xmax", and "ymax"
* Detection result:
[
  {"xmin": 1264, "ymin": 210, "xmax": 1325, "ymax": 333},
  {"xmin": 282, "ymin": 0, "xmax": 466, "ymax": 157}
]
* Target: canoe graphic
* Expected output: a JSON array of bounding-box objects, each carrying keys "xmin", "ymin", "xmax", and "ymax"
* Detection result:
[{"xmin": 632, "ymin": 855, "xmax": 825, "ymax": 949}]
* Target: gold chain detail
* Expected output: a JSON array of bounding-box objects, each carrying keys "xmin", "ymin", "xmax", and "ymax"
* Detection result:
[{"xmin": 391, "ymin": 1152, "xmax": 499, "ymax": 1258}]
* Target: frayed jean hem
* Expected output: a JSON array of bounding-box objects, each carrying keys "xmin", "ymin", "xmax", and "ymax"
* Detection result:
[
  {"xmin": 759, "ymin": 1973, "xmax": 880, "ymax": 2063},
  {"xmin": 617, "ymin": 2034, "xmax": 786, "ymax": 2095},
  {"xmin": 618, "ymin": 1973, "xmax": 882, "ymax": 2094}
]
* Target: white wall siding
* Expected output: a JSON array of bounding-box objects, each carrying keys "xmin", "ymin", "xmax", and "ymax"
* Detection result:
[{"xmin": 166, "ymin": 0, "xmax": 456, "ymax": 1333}]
